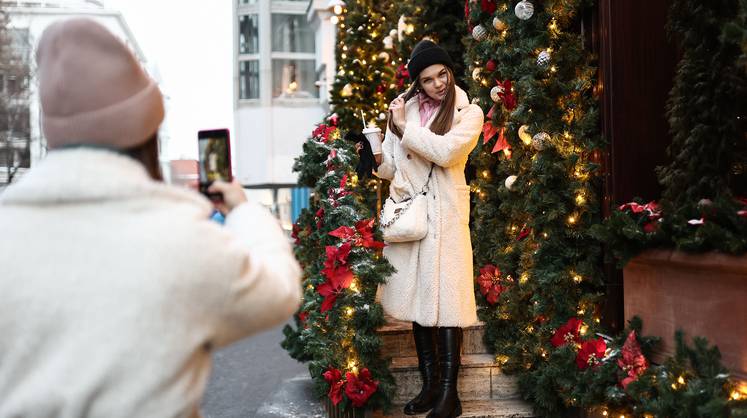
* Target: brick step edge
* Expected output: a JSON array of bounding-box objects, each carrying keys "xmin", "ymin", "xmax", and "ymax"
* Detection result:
[
  {"xmin": 380, "ymin": 326, "xmax": 489, "ymax": 357},
  {"xmin": 378, "ymin": 316, "xmax": 486, "ymax": 335},
  {"xmin": 389, "ymin": 354, "xmax": 522, "ymax": 403},
  {"xmin": 368, "ymin": 399, "xmax": 537, "ymax": 418}
]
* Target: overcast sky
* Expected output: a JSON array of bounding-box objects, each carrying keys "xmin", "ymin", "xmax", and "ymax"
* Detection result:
[{"xmin": 104, "ymin": 1, "xmax": 234, "ymax": 160}]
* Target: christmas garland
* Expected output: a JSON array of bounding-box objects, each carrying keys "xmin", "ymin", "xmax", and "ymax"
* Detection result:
[
  {"xmin": 464, "ymin": 0, "xmax": 747, "ymax": 416},
  {"xmin": 281, "ymin": 117, "xmax": 397, "ymax": 412}
]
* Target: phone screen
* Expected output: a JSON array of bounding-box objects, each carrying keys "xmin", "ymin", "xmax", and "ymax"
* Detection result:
[{"xmin": 198, "ymin": 129, "xmax": 232, "ymax": 195}]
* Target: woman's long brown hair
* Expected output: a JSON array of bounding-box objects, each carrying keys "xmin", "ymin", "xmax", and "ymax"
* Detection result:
[
  {"xmin": 124, "ymin": 133, "xmax": 163, "ymax": 181},
  {"xmin": 388, "ymin": 66, "xmax": 456, "ymax": 137}
]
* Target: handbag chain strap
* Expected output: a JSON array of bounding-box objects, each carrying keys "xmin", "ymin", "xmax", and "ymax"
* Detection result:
[{"xmin": 380, "ymin": 163, "xmax": 435, "ymax": 229}]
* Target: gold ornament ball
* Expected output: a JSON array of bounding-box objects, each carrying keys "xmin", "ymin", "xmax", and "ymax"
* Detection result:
[
  {"xmin": 493, "ymin": 17, "xmax": 507, "ymax": 31},
  {"xmin": 341, "ymin": 83, "xmax": 354, "ymax": 97}
]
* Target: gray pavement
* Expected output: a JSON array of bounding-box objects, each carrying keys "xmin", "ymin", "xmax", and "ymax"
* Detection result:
[{"xmin": 202, "ymin": 323, "xmax": 325, "ymax": 418}]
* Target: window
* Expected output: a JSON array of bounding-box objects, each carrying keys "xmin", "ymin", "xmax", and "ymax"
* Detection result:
[
  {"xmin": 238, "ymin": 13, "xmax": 259, "ymax": 100},
  {"xmin": 239, "ymin": 14, "xmax": 259, "ymax": 54},
  {"xmin": 239, "ymin": 60, "xmax": 260, "ymax": 99},
  {"xmin": 271, "ymin": 13, "xmax": 317, "ymax": 98},
  {"xmin": 271, "ymin": 14, "xmax": 313, "ymax": 53},
  {"xmin": 236, "ymin": 1, "xmax": 318, "ymax": 101}
]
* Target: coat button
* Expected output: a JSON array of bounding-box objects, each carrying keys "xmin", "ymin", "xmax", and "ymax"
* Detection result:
[{"xmin": 407, "ymin": 154, "xmax": 412, "ymax": 159}]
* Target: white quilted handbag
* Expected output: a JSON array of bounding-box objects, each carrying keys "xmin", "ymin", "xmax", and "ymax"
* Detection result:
[{"xmin": 380, "ymin": 164, "xmax": 434, "ymax": 243}]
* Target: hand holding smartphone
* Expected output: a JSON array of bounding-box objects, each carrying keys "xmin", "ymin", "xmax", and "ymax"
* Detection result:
[{"xmin": 198, "ymin": 129, "xmax": 232, "ymax": 201}]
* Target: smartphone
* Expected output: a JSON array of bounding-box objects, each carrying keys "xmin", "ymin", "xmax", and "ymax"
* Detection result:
[{"xmin": 197, "ymin": 129, "xmax": 232, "ymax": 200}]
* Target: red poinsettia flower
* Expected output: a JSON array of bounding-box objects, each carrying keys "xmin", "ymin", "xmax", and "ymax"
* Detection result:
[
  {"xmin": 291, "ymin": 223, "xmax": 301, "ymax": 245},
  {"xmin": 495, "ymin": 80, "xmax": 516, "ymax": 111},
  {"xmin": 643, "ymin": 220, "xmax": 658, "ymax": 233},
  {"xmin": 329, "ymin": 219, "xmax": 385, "ymax": 249},
  {"xmin": 355, "ymin": 219, "xmax": 386, "ymax": 249},
  {"xmin": 617, "ymin": 331, "xmax": 648, "ymax": 389},
  {"xmin": 481, "ymin": 0, "xmax": 497, "ymax": 14},
  {"xmin": 517, "ymin": 227, "xmax": 531, "ymax": 241},
  {"xmin": 328, "ymin": 113, "xmax": 339, "ymax": 126},
  {"xmin": 298, "ymin": 311, "xmax": 308, "ymax": 323},
  {"xmin": 576, "ymin": 337, "xmax": 607, "ymax": 370},
  {"xmin": 312, "ymin": 124, "xmax": 327, "ymax": 139},
  {"xmin": 550, "ymin": 317, "xmax": 584, "ymax": 348},
  {"xmin": 318, "ymin": 243, "xmax": 355, "ymax": 312},
  {"xmin": 396, "ymin": 64, "xmax": 410, "ymax": 89},
  {"xmin": 344, "ymin": 369, "xmax": 379, "ymax": 407},
  {"xmin": 476, "ymin": 264, "xmax": 506, "ymax": 305},
  {"xmin": 316, "ymin": 208, "xmax": 325, "ymax": 229},
  {"xmin": 328, "ymin": 173, "xmax": 352, "ymax": 205},
  {"xmin": 323, "ymin": 368, "xmax": 345, "ymax": 406}
]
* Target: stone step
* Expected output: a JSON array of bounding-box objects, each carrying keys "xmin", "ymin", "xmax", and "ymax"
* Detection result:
[
  {"xmin": 389, "ymin": 354, "xmax": 521, "ymax": 404},
  {"xmin": 378, "ymin": 317, "xmax": 489, "ymax": 358},
  {"xmin": 369, "ymin": 399, "xmax": 537, "ymax": 418}
]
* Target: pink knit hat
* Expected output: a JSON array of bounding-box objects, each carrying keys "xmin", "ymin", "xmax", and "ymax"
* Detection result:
[{"xmin": 36, "ymin": 18, "xmax": 164, "ymax": 149}]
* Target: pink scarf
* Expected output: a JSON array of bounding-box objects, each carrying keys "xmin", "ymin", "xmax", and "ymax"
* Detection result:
[{"xmin": 418, "ymin": 92, "xmax": 441, "ymax": 127}]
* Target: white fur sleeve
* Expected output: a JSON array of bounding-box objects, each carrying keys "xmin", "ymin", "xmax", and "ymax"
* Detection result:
[
  {"xmin": 373, "ymin": 127, "xmax": 397, "ymax": 180},
  {"xmin": 212, "ymin": 201, "xmax": 302, "ymax": 346},
  {"xmin": 400, "ymin": 104, "xmax": 484, "ymax": 167}
]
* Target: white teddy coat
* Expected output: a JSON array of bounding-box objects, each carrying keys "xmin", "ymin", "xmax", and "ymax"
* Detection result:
[
  {"xmin": 375, "ymin": 86, "xmax": 483, "ymax": 327},
  {"xmin": 0, "ymin": 148, "xmax": 301, "ymax": 418}
]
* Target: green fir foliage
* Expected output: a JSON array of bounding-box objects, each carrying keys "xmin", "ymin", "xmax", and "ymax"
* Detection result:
[{"xmin": 281, "ymin": 123, "xmax": 397, "ymax": 412}]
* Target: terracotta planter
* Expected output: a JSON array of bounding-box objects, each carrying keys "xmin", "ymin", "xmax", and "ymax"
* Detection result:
[{"xmin": 624, "ymin": 249, "xmax": 747, "ymax": 381}]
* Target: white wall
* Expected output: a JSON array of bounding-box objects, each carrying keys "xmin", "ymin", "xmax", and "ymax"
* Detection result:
[{"xmin": 235, "ymin": 103, "xmax": 323, "ymax": 185}]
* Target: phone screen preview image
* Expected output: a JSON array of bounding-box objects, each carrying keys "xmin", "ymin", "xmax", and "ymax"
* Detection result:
[{"xmin": 198, "ymin": 130, "xmax": 232, "ymax": 197}]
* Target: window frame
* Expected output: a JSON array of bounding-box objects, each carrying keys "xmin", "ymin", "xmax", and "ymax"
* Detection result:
[{"xmin": 236, "ymin": 0, "xmax": 318, "ymax": 106}]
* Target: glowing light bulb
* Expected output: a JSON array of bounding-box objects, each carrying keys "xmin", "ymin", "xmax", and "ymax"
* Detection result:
[
  {"xmin": 345, "ymin": 307, "xmax": 354, "ymax": 317},
  {"xmin": 349, "ymin": 280, "xmax": 359, "ymax": 293},
  {"xmin": 568, "ymin": 215, "xmax": 577, "ymax": 225},
  {"xmin": 333, "ymin": 4, "xmax": 343, "ymax": 14}
]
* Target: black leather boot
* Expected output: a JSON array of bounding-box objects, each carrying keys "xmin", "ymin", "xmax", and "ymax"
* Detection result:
[
  {"xmin": 427, "ymin": 327, "xmax": 462, "ymax": 418},
  {"xmin": 403, "ymin": 322, "xmax": 440, "ymax": 415}
]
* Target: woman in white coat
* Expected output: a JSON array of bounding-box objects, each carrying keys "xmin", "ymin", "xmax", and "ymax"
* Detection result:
[
  {"xmin": 374, "ymin": 40, "xmax": 484, "ymax": 418},
  {"xmin": 0, "ymin": 19, "xmax": 301, "ymax": 417}
]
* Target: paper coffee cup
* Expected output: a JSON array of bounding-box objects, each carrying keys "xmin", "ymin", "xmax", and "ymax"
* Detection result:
[{"xmin": 362, "ymin": 126, "xmax": 382, "ymax": 154}]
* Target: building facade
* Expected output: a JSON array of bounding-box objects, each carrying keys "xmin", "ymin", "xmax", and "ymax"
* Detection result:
[{"xmin": 232, "ymin": 0, "xmax": 337, "ymax": 227}]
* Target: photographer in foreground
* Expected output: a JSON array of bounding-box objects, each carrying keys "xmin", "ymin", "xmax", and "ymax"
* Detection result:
[{"xmin": 0, "ymin": 18, "xmax": 301, "ymax": 417}]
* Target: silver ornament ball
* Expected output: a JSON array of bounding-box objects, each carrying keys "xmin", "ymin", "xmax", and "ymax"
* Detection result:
[
  {"xmin": 472, "ymin": 24, "xmax": 488, "ymax": 42},
  {"xmin": 537, "ymin": 50, "xmax": 551, "ymax": 67},
  {"xmin": 472, "ymin": 67, "xmax": 482, "ymax": 81},
  {"xmin": 531, "ymin": 132, "xmax": 550, "ymax": 150},
  {"xmin": 515, "ymin": 0, "xmax": 534, "ymax": 20},
  {"xmin": 490, "ymin": 85, "xmax": 505, "ymax": 103},
  {"xmin": 505, "ymin": 175, "xmax": 518, "ymax": 191}
]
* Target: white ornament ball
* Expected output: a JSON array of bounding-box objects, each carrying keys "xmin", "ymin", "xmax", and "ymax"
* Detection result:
[
  {"xmin": 515, "ymin": 0, "xmax": 534, "ymax": 20},
  {"xmin": 532, "ymin": 132, "xmax": 550, "ymax": 150},
  {"xmin": 341, "ymin": 83, "xmax": 353, "ymax": 97},
  {"xmin": 493, "ymin": 17, "xmax": 507, "ymax": 31},
  {"xmin": 472, "ymin": 67, "xmax": 482, "ymax": 81},
  {"xmin": 472, "ymin": 24, "xmax": 488, "ymax": 42},
  {"xmin": 490, "ymin": 85, "xmax": 505, "ymax": 103},
  {"xmin": 389, "ymin": 29, "xmax": 398, "ymax": 38},
  {"xmin": 537, "ymin": 50, "xmax": 551, "ymax": 67},
  {"xmin": 378, "ymin": 112, "xmax": 387, "ymax": 120},
  {"xmin": 505, "ymin": 175, "xmax": 518, "ymax": 191},
  {"xmin": 383, "ymin": 36, "xmax": 394, "ymax": 50}
]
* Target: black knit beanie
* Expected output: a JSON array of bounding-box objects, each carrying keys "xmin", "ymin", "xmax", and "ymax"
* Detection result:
[{"xmin": 407, "ymin": 40, "xmax": 454, "ymax": 82}]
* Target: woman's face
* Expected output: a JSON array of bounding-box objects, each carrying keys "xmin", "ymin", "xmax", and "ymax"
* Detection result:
[{"xmin": 419, "ymin": 64, "xmax": 449, "ymax": 101}]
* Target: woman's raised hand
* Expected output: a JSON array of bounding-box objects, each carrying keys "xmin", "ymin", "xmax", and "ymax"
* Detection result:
[{"xmin": 389, "ymin": 97, "xmax": 406, "ymax": 133}]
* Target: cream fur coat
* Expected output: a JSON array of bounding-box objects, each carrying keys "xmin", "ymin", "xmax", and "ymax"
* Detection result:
[
  {"xmin": 375, "ymin": 86, "xmax": 484, "ymax": 327},
  {"xmin": 0, "ymin": 148, "xmax": 301, "ymax": 418}
]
